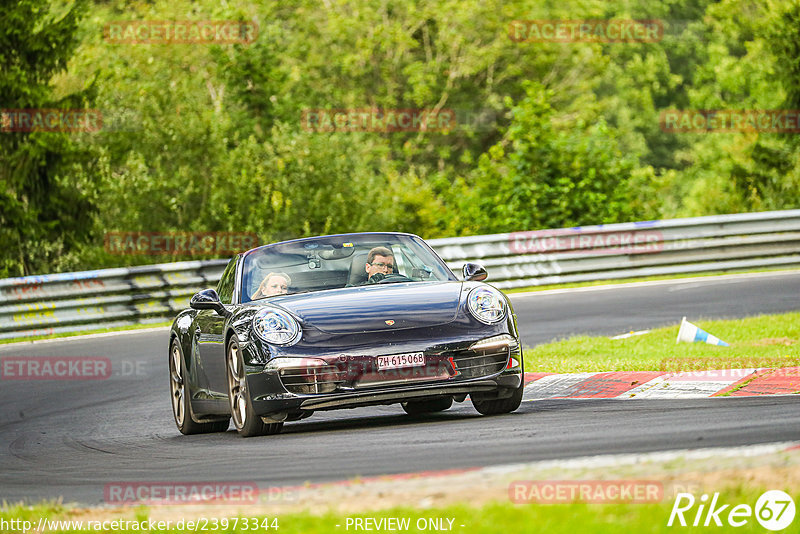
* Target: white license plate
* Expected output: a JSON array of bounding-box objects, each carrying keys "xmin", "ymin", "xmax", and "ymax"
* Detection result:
[{"xmin": 377, "ymin": 352, "xmax": 425, "ymax": 370}]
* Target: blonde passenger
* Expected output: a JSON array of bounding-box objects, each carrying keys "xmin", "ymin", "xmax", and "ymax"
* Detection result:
[{"xmin": 252, "ymin": 272, "xmax": 291, "ymax": 299}]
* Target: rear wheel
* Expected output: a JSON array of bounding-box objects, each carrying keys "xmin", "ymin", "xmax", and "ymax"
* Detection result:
[
  {"xmin": 226, "ymin": 337, "xmax": 283, "ymax": 437},
  {"xmin": 401, "ymin": 396, "xmax": 453, "ymax": 415},
  {"xmin": 471, "ymin": 380, "xmax": 524, "ymax": 415},
  {"xmin": 169, "ymin": 339, "xmax": 229, "ymax": 434}
]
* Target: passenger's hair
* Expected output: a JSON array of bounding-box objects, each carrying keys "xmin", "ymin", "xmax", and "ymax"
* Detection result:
[
  {"xmin": 263, "ymin": 272, "xmax": 291, "ymax": 286},
  {"xmin": 367, "ymin": 246, "xmax": 394, "ymax": 264}
]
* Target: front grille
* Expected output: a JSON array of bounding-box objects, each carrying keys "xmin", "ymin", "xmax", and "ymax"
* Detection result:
[
  {"xmin": 354, "ymin": 360, "xmax": 452, "ymax": 388},
  {"xmin": 279, "ymin": 366, "xmax": 347, "ymax": 394},
  {"xmin": 276, "ymin": 337, "xmax": 518, "ymax": 394},
  {"xmin": 450, "ymin": 347, "xmax": 510, "ymax": 378}
]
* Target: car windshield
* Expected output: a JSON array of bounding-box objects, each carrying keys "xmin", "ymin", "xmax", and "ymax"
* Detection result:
[{"xmin": 240, "ymin": 233, "xmax": 456, "ymax": 302}]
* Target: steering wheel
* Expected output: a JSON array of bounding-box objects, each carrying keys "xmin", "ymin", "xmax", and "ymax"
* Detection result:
[{"xmin": 367, "ymin": 273, "xmax": 413, "ymax": 284}]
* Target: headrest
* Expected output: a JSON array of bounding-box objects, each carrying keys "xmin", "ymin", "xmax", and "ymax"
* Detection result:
[{"xmin": 347, "ymin": 251, "xmax": 370, "ymax": 286}]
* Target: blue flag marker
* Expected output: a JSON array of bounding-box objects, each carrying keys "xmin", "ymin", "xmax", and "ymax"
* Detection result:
[{"xmin": 676, "ymin": 317, "xmax": 729, "ymax": 346}]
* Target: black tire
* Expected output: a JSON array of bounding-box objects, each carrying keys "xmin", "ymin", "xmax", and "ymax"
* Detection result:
[
  {"xmin": 401, "ymin": 396, "xmax": 453, "ymax": 415},
  {"xmin": 169, "ymin": 339, "xmax": 229, "ymax": 434},
  {"xmin": 226, "ymin": 337, "xmax": 283, "ymax": 437},
  {"xmin": 471, "ymin": 380, "xmax": 524, "ymax": 416}
]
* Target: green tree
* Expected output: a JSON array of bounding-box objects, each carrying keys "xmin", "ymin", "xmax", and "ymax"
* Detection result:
[
  {"xmin": 0, "ymin": 0, "xmax": 99, "ymax": 277},
  {"xmin": 10, "ymin": 0, "xmax": 800, "ymax": 275},
  {"xmin": 463, "ymin": 83, "xmax": 641, "ymax": 233},
  {"xmin": 460, "ymin": 83, "xmax": 636, "ymax": 232},
  {"xmin": 673, "ymin": 0, "xmax": 800, "ymax": 215}
]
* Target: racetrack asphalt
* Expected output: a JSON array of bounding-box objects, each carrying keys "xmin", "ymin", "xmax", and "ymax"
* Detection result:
[{"xmin": 1, "ymin": 271, "xmax": 799, "ymax": 505}]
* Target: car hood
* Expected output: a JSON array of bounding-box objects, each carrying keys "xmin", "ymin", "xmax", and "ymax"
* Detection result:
[{"xmin": 267, "ymin": 281, "xmax": 462, "ymax": 334}]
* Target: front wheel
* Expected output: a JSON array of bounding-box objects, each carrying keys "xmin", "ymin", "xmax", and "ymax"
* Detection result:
[
  {"xmin": 471, "ymin": 380, "xmax": 524, "ymax": 415},
  {"xmin": 226, "ymin": 337, "xmax": 283, "ymax": 437},
  {"xmin": 169, "ymin": 339, "xmax": 229, "ymax": 434},
  {"xmin": 401, "ymin": 396, "xmax": 453, "ymax": 415}
]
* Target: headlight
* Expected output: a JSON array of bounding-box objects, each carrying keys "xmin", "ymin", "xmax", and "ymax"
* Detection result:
[
  {"xmin": 252, "ymin": 308, "xmax": 301, "ymax": 345},
  {"xmin": 467, "ymin": 287, "xmax": 507, "ymax": 324}
]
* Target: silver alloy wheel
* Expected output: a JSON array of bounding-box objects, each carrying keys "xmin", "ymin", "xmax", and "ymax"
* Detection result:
[
  {"xmin": 169, "ymin": 343, "xmax": 184, "ymax": 426},
  {"xmin": 227, "ymin": 343, "xmax": 247, "ymax": 429}
]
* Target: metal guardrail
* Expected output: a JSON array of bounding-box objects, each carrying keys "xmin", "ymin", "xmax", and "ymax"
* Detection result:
[
  {"xmin": 0, "ymin": 261, "xmax": 228, "ymax": 340},
  {"xmin": 2, "ymin": 210, "xmax": 799, "ymax": 339},
  {"xmin": 432, "ymin": 209, "xmax": 800, "ymax": 288}
]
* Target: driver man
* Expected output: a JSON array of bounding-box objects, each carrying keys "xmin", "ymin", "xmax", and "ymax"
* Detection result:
[{"xmin": 365, "ymin": 246, "xmax": 395, "ymax": 283}]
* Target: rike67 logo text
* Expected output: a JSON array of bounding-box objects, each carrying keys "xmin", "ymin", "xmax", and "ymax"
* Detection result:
[{"xmin": 668, "ymin": 490, "xmax": 795, "ymax": 531}]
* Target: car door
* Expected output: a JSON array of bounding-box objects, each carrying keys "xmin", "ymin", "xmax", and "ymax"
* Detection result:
[{"xmin": 196, "ymin": 256, "xmax": 238, "ymax": 400}]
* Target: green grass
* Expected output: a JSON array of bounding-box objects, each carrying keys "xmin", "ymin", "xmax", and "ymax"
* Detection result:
[
  {"xmin": 0, "ymin": 321, "xmax": 172, "ymax": 345},
  {"xmin": 523, "ymin": 312, "xmax": 800, "ymax": 373},
  {"xmin": 503, "ymin": 266, "xmax": 800, "ymax": 294},
  {"xmin": 3, "ymin": 485, "xmax": 796, "ymax": 533}
]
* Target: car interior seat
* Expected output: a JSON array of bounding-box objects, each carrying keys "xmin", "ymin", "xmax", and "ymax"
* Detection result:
[{"xmin": 347, "ymin": 251, "xmax": 370, "ymax": 286}]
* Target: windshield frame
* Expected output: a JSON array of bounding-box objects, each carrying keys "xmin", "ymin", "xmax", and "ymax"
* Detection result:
[{"xmin": 237, "ymin": 232, "xmax": 457, "ymax": 304}]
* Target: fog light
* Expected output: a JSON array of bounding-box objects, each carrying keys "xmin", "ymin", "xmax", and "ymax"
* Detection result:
[
  {"xmin": 267, "ymin": 358, "xmax": 346, "ymax": 394},
  {"xmin": 470, "ymin": 334, "xmax": 516, "ymax": 351},
  {"xmin": 265, "ymin": 357, "xmax": 326, "ymax": 372}
]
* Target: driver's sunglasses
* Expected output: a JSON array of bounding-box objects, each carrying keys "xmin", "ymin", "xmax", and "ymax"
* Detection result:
[{"xmin": 369, "ymin": 262, "xmax": 394, "ymax": 269}]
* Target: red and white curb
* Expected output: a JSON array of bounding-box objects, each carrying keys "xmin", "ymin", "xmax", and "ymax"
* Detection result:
[{"xmin": 522, "ymin": 368, "xmax": 800, "ymax": 400}]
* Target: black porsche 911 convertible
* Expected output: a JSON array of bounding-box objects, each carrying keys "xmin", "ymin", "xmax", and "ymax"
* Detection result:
[{"xmin": 169, "ymin": 232, "xmax": 524, "ymax": 437}]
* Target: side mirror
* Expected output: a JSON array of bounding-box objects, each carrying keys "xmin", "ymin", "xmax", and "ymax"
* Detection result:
[
  {"xmin": 190, "ymin": 288, "xmax": 229, "ymax": 317},
  {"xmin": 462, "ymin": 263, "xmax": 488, "ymax": 282}
]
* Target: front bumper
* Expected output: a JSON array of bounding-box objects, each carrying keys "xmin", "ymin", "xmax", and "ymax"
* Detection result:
[
  {"xmin": 247, "ymin": 368, "xmax": 522, "ymax": 414},
  {"xmin": 244, "ymin": 332, "xmax": 523, "ymax": 416}
]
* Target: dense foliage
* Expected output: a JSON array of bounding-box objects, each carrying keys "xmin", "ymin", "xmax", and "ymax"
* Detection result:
[{"xmin": 2, "ymin": 0, "xmax": 799, "ymax": 276}]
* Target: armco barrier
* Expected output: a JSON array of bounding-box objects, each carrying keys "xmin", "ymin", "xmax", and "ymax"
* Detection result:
[
  {"xmin": 432, "ymin": 209, "xmax": 800, "ymax": 288},
  {"xmin": 1, "ymin": 210, "xmax": 799, "ymax": 339},
  {"xmin": 0, "ymin": 260, "xmax": 228, "ymax": 340}
]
